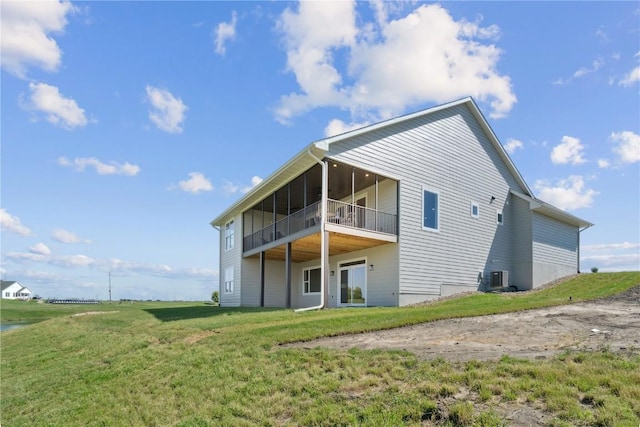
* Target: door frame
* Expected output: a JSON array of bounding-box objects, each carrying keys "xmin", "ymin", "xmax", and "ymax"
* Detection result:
[{"xmin": 338, "ymin": 258, "xmax": 367, "ymax": 306}]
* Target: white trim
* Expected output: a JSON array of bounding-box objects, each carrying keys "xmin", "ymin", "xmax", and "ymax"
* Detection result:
[
  {"xmin": 302, "ymin": 265, "xmax": 322, "ymax": 295},
  {"xmin": 421, "ymin": 185, "xmax": 440, "ymax": 232},
  {"xmin": 224, "ymin": 219, "xmax": 235, "ymax": 251},
  {"xmin": 338, "ymin": 257, "xmax": 368, "ymax": 306},
  {"xmin": 470, "ymin": 202, "xmax": 480, "ymax": 219},
  {"xmin": 223, "ymin": 266, "xmax": 234, "ymax": 294}
]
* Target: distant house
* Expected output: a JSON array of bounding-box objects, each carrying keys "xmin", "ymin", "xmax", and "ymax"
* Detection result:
[
  {"xmin": 1, "ymin": 281, "xmax": 33, "ymax": 300},
  {"xmin": 210, "ymin": 97, "xmax": 593, "ymax": 309}
]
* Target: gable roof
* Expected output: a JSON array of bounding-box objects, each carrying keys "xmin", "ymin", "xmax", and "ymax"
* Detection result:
[
  {"xmin": 211, "ymin": 97, "xmax": 582, "ymax": 227},
  {"xmin": 1, "ymin": 280, "xmax": 20, "ymax": 291}
]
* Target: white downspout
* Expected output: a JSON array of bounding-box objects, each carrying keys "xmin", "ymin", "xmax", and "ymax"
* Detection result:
[{"xmin": 295, "ymin": 149, "xmax": 327, "ymax": 312}]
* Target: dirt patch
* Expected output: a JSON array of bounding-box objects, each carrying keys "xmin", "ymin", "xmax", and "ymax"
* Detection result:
[
  {"xmin": 70, "ymin": 311, "xmax": 119, "ymax": 318},
  {"xmin": 284, "ymin": 286, "xmax": 640, "ymax": 362}
]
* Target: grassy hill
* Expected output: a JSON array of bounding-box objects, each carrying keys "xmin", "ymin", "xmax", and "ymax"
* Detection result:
[{"xmin": 1, "ymin": 272, "xmax": 638, "ymax": 426}]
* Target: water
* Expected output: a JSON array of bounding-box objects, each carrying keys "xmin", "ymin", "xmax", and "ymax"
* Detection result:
[{"xmin": 0, "ymin": 323, "xmax": 30, "ymax": 332}]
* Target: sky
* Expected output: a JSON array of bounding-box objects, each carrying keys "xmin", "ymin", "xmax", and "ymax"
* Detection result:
[{"xmin": 1, "ymin": 1, "xmax": 639, "ymax": 301}]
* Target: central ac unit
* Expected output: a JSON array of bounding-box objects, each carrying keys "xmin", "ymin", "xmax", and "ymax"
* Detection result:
[{"xmin": 490, "ymin": 271, "xmax": 508, "ymax": 287}]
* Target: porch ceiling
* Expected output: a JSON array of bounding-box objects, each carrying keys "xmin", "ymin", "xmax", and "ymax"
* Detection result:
[{"xmin": 247, "ymin": 231, "xmax": 393, "ymax": 262}]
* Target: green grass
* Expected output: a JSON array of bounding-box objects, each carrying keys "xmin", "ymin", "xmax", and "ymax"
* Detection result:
[{"xmin": 1, "ymin": 272, "xmax": 639, "ymax": 426}]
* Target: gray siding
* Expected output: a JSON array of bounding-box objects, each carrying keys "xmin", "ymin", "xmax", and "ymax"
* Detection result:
[
  {"xmin": 325, "ymin": 244, "xmax": 399, "ymax": 307},
  {"xmin": 219, "ymin": 214, "xmax": 242, "ymax": 307},
  {"xmin": 510, "ymin": 195, "xmax": 533, "ymax": 290},
  {"xmin": 327, "ymin": 104, "xmax": 526, "ymax": 304},
  {"xmin": 531, "ymin": 212, "xmax": 578, "ymax": 287},
  {"xmin": 240, "ymin": 257, "xmax": 261, "ymax": 306}
]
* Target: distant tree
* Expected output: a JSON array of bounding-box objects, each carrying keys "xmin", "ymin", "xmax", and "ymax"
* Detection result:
[
  {"xmin": 212, "ymin": 291, "xmax": 220, "ymax": 305},
  {"xmin": 591, "ymin": 267, "xmax": 599, "ymax": 273}
]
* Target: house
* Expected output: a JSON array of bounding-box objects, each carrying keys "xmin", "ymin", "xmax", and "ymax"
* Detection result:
[
  {"xmin": 210, "ymin": 97, "xmax": 592, "ymax": 308},
  {"xmin": 1, "ymin": 281, "xmax": 33, "ymax": 300}
]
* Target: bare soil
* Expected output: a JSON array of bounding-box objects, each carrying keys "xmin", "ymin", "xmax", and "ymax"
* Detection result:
[
  {"xmin": 287, "ymin": 286, "xmax": 640, "ymax": 362},
  {"xmin": 284, "ymin": 286, "xmax": 640, "ymax": 426}
]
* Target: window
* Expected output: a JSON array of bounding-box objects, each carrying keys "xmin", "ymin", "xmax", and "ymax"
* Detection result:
[
  {"xmin": 470, "ymin": 202, "xmax": 479, "ymax": 219},
  {"xmin": 224, "ymin": 266, "xmax": 234, "ymax": 293},
  {"xmin": 224, "ymin": 220, "xmax": 234, "ymax": 251},
  {"xmin": 302, "ymin": 267, "xmax": 321, "ymax": 294},
  {"xmin": 497, "ymin": 210, "xmax": 504, "ymax": 225},
  {"xmin": 422, "ymin": 186, "xmax": 439, "ymax": 231},
  {"xmin": 4, "ymin": 292, "xmax": 9, "ymax": 297}
]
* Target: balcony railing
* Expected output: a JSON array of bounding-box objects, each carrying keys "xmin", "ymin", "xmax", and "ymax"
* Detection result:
[{"xmin": 243, "ymin": 199, "xmax": 397, "ymax": 252}]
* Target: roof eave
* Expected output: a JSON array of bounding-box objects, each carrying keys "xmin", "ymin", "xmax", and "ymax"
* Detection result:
[
  {"xmin": 510, "ymin": 190, "xmax": 593, "ymax": 228},
  {"xmin": 210, "ymin": 143, "xmax": 327, "ymax": 227}
]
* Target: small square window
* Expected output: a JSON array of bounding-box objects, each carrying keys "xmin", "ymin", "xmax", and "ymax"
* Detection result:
[
  {"xmin": 497, "ymin": 210, "xmax": 504, "ymax": 225},
  {"xmin": 470, "ymin": 202, "xmax": 479, "ymax": 219}
]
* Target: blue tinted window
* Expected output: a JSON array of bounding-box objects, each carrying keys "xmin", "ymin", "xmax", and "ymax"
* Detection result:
[{"xmin": 423, "ymin": 189, "xmax": 439, "ymax": 230}]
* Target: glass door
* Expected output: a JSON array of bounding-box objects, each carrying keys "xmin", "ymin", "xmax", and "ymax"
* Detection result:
[{"xmin": 339, "ymin": 260, "xmax": 366, "ymax": 306}]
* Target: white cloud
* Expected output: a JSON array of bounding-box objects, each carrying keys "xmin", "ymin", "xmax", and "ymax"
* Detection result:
[
  {"xmin": 324, "ymin": 119, "xmax": 371, "ymax": 137},
  {"xmin": 551, "ymin": 136, "xmax": 586, "ymax": 165},
  {"xmin": 23, "ymin": 82, "xmax": 88, "ymax": 129},
  {"xmin": 0, "ymin": 0, "xmax": 76, "ymax": 78},
  {"xmin": 275, "ymin": 3, "xmax": 516, "ymax": 125},
  {"xmin": 222, "ymin": 176, "xmax": 263, "ymax": 195},
  {"xmin": 618, "ymin": 66, "xmax": 640, "ymax": 87},
  {"xmin": 177, "ymin": 172, "xmax": 213, "ymax": 194},
  {"xmin": 595, "ymin": 26, "xmax": 608, "ymax": 42},
  {"xmin": 534, "ymin": 175, "xmax": 598, "ymax": 211},
  {"xmin": 503, "ymin": 138, "xmax": 524, "ymax": 154},
  {"xmin": 6, "ymin": 250, "xmax": 217, "ymax": 282},
  {"xmin": 581, "ymin": 254, "xmax": 640, "ymax": 271},
  {"xmin": 597, "ymin": 159, "xmax": 610, "ymax": 169},
  {"xmin": 58, "ymin": 156, "xmax": 140, "ymax": 176},
  {"xmin": 610, "ymin": 131, "xmax": 640, "ymax": 164},
  {"xmin": 145, "ymin": 85, "xmax": 187, "ymax": 133},
  {"xmin": 241, "ymin": 176, "xmax": 263, "ymax": 194},
  {"xmin": 573, "ymin": 57, "xmax": 604, "ymax": 79},
  {"xmin": 553, "ymin": 57, "xmax": 604, "ymax": 85},
  {"xmin": 583, "ymin": 242, "xmax": 640, "ymax": 251},
  {"xmin": 52, "ymin": 228, "xmax": 91, "ymax": 244},
  {"xmin": 0, "ymin": 209, "xmax": 32, "ymax": 236},
  {"xmin": 222, "ymin": 180, "xmax": 239, "ymax": 195},
  {"xmin": 29, "ymin": 243, "xmax": 52, "ymax": 256},
  {"xmin": 214, "ymin": 11, "xmax": 237, "ymax": 55}
]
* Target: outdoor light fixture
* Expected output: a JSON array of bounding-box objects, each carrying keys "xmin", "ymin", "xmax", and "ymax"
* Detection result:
[
  {"xmin": 490, "ymin": 196, "xmax": 496, "ymax": 203},
  {"xmin": 369, "ymin": 264, "xmax": 374, "ymax": 271},
  {"xmin": 330, "ymin": 270, "xmax": 335, "ymax": 276}
]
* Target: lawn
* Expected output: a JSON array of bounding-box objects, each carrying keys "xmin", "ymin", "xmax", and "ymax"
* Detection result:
[{"xmin": 1, "ymin": 272, "xmax": 639, "ymax": 426}]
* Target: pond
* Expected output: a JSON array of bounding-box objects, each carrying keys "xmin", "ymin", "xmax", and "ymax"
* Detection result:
[{"xmin": 0, "ymin": 323, "xmax": 30, "ymax": 332}]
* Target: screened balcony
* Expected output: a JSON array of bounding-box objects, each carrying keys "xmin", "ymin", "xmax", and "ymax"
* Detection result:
[{"xmin": 242, "ymin": 160, "xmax": 398, "ymax": 255}]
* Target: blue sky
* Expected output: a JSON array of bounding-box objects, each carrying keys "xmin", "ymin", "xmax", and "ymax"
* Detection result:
[{"xmin": 1, "ymin": 1, "xmax": 638, "ymax": 301}]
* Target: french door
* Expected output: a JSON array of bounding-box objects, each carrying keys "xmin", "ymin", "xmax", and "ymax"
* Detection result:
[{"xmin": 339, "ymin": 260, "xmax": 366, "ymax": 306}]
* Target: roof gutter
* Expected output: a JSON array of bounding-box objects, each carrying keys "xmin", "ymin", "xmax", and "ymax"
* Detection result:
[{"xmin": 295, "ymin": 149, "xmax": 327, "ymax": 312}]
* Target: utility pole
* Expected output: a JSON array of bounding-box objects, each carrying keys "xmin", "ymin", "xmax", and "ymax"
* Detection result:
[{"xmin": 108, "ymin": 272, "xmax": 112, "ymax": 304}]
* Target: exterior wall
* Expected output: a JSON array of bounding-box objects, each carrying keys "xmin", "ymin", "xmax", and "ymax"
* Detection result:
[
  {"xmin": 240, "ymin": 257, "xmax": 261, "ymax": 306},
  {"xmin": 219, "ymin": 214, "xmax": 242, "ymax": 307},
  {"xmin": 1, "ymin": 283, "xmax": 32, "ymax": 300},
  {"xmin": 326, "ymin": 243, "xmax": 399, "ymax": 307},
  {"xmin": 327, "ymin": 104, "xmax": 526, "ymax": 305},
  {"xmin": 531, "ymin": 212, "xmax": 578, "ymax": 288},
  {"xmin": 258, "ymin": 243, "xmax": 399, "ymax": 309},
  {"xmin": 510, "ymin": 195, "xmax": 533, "ymax": 290}
]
